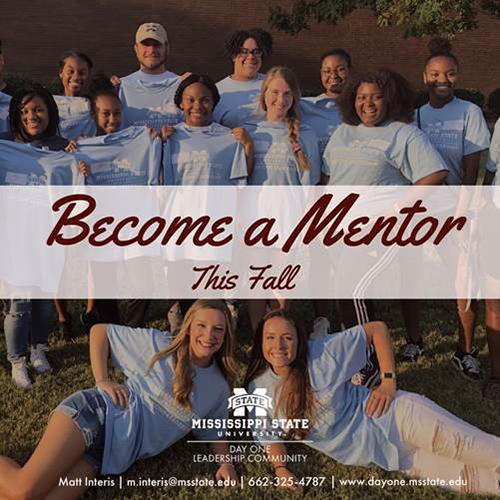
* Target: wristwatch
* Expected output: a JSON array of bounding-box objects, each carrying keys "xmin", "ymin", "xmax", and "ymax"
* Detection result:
[{"xmin": 380, "ymin": 372, "xmax": 396, "ymax": 380}]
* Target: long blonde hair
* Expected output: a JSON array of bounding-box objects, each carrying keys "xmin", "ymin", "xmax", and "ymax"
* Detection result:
[
  {"xmin": 147, "ymin": 299, "xmax": 238, "ymax": 410},
  {"xmin": 260, "ymin": 66, "xmax": 310, "ymax": 172}
]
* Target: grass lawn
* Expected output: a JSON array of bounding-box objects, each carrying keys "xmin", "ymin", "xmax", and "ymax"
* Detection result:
[{"xmin": 0, "ymin": 299, "xmax": 498, "ymax": 499}]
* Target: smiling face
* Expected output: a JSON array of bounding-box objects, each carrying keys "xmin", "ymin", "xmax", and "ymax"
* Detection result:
[
  {"xmin": 93, "ymin": 94, "xmax": 122, "ymax": 136},
  {"xmin": 321, "ymin": 55, "xmax": 350, "ymax": 98},
  {"xmin": 262, "ymin": 317, "xmax": 298, "ymax": 375},
  {"xmin": 188, "ymin": 308, "xmax": 226, "ymax": 367},
  {"xmin": 264, "ymin": 76, "xmax": 294, "ymax": 122},
  {"xmin": 180, "ymin": 82, "xmax": 214, "ymax": 127},
  {"xmin": 59, "ymin": 56, "xmax": 91, "ymax": 97},
  {"xmin": 20, "ymin": 95, "xmax": 50, "ymax": 138},
  {"xmin": 423, "ymin": 56, "xmax": 458, "ymax": 103},
  {"xmin": 134, "ymin": 39, "xmax": 168, "ymax": 74},
  {"xmin": 355, "ymin": 82, "xmax": 386, "ymax": 127},
  {"xmin": 232, "ymin": 37, "xmax": 262, "ymax": 81}
]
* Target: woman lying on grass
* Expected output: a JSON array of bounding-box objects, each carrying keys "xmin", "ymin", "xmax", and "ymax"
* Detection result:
[
  {"xmin": 245, "ymin": 309, "xmax": 500, "ymax": 495},
  {"xmin": 0, "ymin": 299, "xmax": 239, "ymax": 499}
]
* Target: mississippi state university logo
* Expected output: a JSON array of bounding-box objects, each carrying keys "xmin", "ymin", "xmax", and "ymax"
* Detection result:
[{"xmin": 227, "ymin": 388, "xmax": 273, "ymax": 416}]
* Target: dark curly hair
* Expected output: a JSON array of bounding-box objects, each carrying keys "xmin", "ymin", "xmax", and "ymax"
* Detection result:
[
  {"xmin": 58, "ymin": 50, "xmax": 93, "ymax": 72},
  {"xmin": 338, "ymin": 68, "xmax": 415, "ymax": 126},
  {"xmin": 425, "ymin": 37, "xmax": 459, "ymax": 69},
  {"xmin": 320, "ymin": 48, "xmax": 352, "ymax": 68},
  {"xmin": 174, "ymin": 74, "xmax": 220, "ymax": 110},
  {"xmin": 88, "ymin": 73, "xmax": 120, "ymax": 115},
  {"xmin": 225, "ymin": 28, "xmax": 273, "ymax": 59},
  {"xmin": 9, "ymin": 83, "xmax": 60, "ymax": 142}
]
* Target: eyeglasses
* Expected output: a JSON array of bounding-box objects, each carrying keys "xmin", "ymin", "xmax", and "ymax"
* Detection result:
[{"xmin": 238, "ymin": 48, "xmax": 263, "ymax": 58}]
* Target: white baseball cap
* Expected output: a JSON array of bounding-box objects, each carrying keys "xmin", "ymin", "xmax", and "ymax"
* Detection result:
[{"xmin": 135, "ymin": 23, "xmax": 168, "ymax": 44}]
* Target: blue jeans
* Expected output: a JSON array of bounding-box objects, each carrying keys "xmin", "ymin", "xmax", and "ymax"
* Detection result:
[
  {"xmin": 2, "ymin": 299, "xmax": 54, "ymax": 362},
  {"xmin": 55, "ymin": 388, "xmax": 106, "ymax": 474}
]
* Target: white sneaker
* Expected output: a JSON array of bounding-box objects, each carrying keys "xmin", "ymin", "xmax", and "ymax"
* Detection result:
[
  {"xmin": 31, "ymin": 344, "xmax": 52, "ymax": 374},
  {"xmin": 11, "ymin": 357, "xmax": 32, "ymax": 389},
  {"xmin": 311, "ymin": 317, "xmax": 331, "ymax": 339}
]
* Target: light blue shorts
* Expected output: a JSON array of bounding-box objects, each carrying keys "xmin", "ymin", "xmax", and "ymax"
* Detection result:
[{"xmin": 55, "ymin": 388, "xmax": 106, "ymax": 474}]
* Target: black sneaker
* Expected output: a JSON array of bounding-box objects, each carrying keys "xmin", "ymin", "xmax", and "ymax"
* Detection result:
[
  {"xmin": 351, "ymin": 344, "xmax": 380, "ymax": 388},
  {"xmin": 80, "ymin": 309, "xmax": 99, "ymax": 333},
  {"xmin": 452, "ymin": 347, "xmax": 481, "ymax": 380},
  {"xmin": 399, "ymin": 339, "xmax": 424, "ymax": 362}
]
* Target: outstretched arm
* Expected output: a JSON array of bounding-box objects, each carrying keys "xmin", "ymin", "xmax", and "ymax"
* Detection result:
[
  {"xmin": 363, "ymin": 321, "xmax": 397, "ymax": 418},
  {"xmin": 90, "ymin": 324, "xmax": 129, "ymax": 408}
]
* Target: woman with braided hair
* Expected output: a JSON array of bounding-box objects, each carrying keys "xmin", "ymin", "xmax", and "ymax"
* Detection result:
[
  {"xmin": 244, "ymin": 66, "xmax": 321, "ymax": 331},
  {"xmin": 247, "ymin": 66, "xmax": 319, "ymax": 188}
]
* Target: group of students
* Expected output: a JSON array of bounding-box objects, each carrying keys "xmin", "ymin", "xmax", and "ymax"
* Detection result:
[
  {"xmin": 0, "ymin": 21, "xmax": 500, "ymax": 497},
  {"xmin": 0, "ymin": 301, "xmax": 499, "ymax": 498}
]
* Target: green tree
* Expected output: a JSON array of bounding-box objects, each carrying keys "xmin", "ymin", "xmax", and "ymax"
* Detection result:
[{"xmin": 269, "ymin": 0, "xmax": 500, "ymax": 38}]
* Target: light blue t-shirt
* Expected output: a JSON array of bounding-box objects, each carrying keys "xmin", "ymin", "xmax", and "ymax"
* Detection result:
[
  {"xmin": 54, "ymin": 95, "xmax": 97, "ymax": 140},
  {"xmin": 417, "ymin": 97, "xmax": 490, "ymax": 185},
  {"xmin": 163, "ymin": 121, "xmax": 247, "ymax": 185},
  {"xmin": 486, "ymin": 117, "xmax": 500, "ymax": 185},
  {"xmin": 247, "ymin": 121, "xmax": 321, "ymax": 185},
  {"xmin": 323, "ymin": 121, "xmax": 448, "ymax": 185},
  {"xmin": 119, "ymin": 76, "xmax": 183, "ymax": 130},
  {"xmin": 100, "ymin": 324, "xmax": 231, "ymax": 475},
  {"xmin": 121, "ymin": 69, "xmax": 178, "ymax": 85},
  {"xmin": 0, "ymin": 139, "xmax": 80, "ymax": 185},
  {"xmin": 213, "ymin": 75, "xmax": 266, "ymax": 128},
  {"xmin": 0, "ymin": 91, "xmax": 10, "ymax": 133},
  {"xmin": 75, "ymin": 126, "xmax": 162, "ymax": 185},
  {"xmin": 300, "ymin": 95, "xmax": 342, "ymax": 157},
  {"xmin": 248, "ymin": 325, "xmax": 399, "ymax": 470}
]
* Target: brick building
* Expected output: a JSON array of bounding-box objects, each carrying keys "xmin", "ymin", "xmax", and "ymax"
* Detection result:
[{"xmin": 1, "ymin": 0, "xmax": 499, "ymax": 98}]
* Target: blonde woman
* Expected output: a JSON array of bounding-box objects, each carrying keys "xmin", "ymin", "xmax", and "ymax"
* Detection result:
[
  {"xmin": 246, "ymin": 66, "xmax": 320, "ymax": 186},
  {"xmin": 244, "ymin": 66, "xmax": 321, "ymax": 331},
  {"xmin": 0, "ymin": 300, "xmax": 239, "ymax": 499}
]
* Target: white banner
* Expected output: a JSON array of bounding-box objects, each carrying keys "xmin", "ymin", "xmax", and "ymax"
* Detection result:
[{"xmin": 1, "ymin": 185, "xmax": 499, "ymax": 299}]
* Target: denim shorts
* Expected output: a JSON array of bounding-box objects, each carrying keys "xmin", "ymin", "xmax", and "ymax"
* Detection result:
[{"xmin": 55, "ymin": 388, "xmax": 106, "ymax": 474}]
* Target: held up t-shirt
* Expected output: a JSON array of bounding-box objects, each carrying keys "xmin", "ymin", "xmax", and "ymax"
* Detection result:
[{"xmin": 119, "ymin": 77, "xmax": 183, "ymax": 130}]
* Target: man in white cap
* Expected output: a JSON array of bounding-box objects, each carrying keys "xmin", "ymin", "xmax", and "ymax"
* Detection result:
[
  {"xmin": 125, "ymin": 22, "xmax": 178, "ymax": 84},
  {"xmin": 115, "ymin": 22, "xmax": 188, "ymax": 129},
  {"xmin": 112, "ymin": 22, "xmax": 177, "ymax": 86}
]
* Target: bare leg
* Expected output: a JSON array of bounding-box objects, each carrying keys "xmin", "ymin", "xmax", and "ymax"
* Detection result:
[
  {"xmin": 272, "ymin": 299, "xmax": 288, "ymax": 310},
  {"xmin": 457, "ymin": 299, "xmax": 477, "ymax": 353},
  {"xmin": 44, "ymin": 458, "xmax": 95, "ymax": 500},
  {"xmin": 53, "ymin": 299, "xmax": 69, "ymax": 323},
  {"xmin": 0, "ymin": 411, "xmax": 86, "ymax": 500},
  {"xmin": 86, "ymin": 298, "xmax": 95, "ymax": 314}
]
